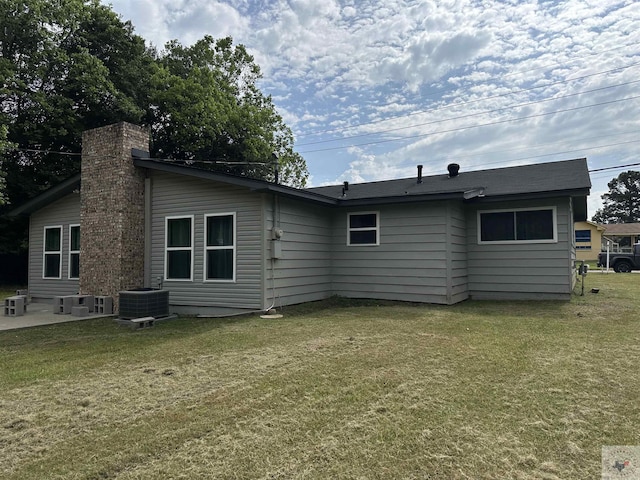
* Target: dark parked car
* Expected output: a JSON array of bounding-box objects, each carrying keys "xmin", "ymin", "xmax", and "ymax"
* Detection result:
[{"xmin": 597, "ymin": 244, "xmax": 640, "ymax": 272}]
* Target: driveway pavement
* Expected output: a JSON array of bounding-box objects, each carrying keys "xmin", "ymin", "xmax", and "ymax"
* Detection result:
[{"xmin": 0, "ymin": 302, "xmax": 113, "ymax": 331}]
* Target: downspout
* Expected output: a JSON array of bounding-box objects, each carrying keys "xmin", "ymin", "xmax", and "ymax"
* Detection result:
[
  {"xmin": 28, "ymin": 215, "xmax": 33, "ymax": 296},
  {"xmin": 265, "ymin": 193, "xmax": 279, "ymax": 312}
]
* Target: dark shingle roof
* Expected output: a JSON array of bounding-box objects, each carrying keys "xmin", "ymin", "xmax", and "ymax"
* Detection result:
[
  {"xmin": 9, "ymin": 156, "xmax": 591, "ymax": 217},
  {"xmin": 7, "ymin": 174, "xmax": 81, "ymax": 216},
  {"xmin": 306, "ymin": 158, "xmax": 591, "ymax": 202}
]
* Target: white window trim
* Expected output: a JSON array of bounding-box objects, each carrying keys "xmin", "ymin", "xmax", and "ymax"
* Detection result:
[
  {"xmin": 477, "ymin": 206, "xmax": 558, "ymax": 245},
  {"xmin": 347, "ymin": 211, "xmax": 380, "ymax": 246},
  {"xmin": 204, "ymin": 212, "xmax": 236, "ymax": 283},
  {"xmin": 575, "ymin": 229, "xmax": 592, "ymax": 243},
  {"xmin": 68, "ymin": 224, "xmax": 80, "ymax": 280},
  {"xmin": 164, "ymin": 215, "xmax": 194, "ymax": 282},
  {"xmin": 43, "ymin": 225, "xmax": 63, "ymax": 279}
]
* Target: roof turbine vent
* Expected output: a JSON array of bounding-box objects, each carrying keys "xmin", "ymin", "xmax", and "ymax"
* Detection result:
[{"xmin": 447, "ymin": 163, "xmax": 460, "ymax": 177}]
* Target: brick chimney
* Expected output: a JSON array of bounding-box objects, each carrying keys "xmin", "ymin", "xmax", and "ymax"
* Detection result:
[{"xmin": 79, "ymin": 122, "xmax": 150, "ymax": 311}]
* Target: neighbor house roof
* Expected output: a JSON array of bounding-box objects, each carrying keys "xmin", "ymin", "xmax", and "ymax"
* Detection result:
[
  {"xmin": 580, "ymin": 220, "xmax": 606, "ymax": 231},
  {"xmin": 601, "ymin": 223, "xmax": 640, "ymax": 235}
]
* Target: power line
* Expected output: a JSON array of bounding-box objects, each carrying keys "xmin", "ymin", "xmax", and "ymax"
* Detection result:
[
  {"xmin": 589, "ymin": 163, "xmax": 640, "ymax": 173},
  {"xmin": 397, "ymin": 139, "xmax": 640, "ymax": 178},
  {"xmin": 142, "ymin": 157, "xmax": 273, "ymax": 166},
  {"xmin": 415, "ymin": 130, "xmax": 639, "ymax": 162},
  {"xmin": 295, "ymin": 53, "xmax": 640, "ymax": 139},
  {"xmin": 296, "ymin": 79, "xmax": 640, "ymax": 147},
  {"xmin": 297, "ymin": 94, "xmax": 640, "ymax": 153},
  {"xmin": 304, "ymin": 42, "xmax": 604, "ymax": 120},
  {"xmin": 453, "ymin": 140, "xmax": 640, "ymax": 172},
  {"xmin": 13, "ymin": 148, "xmax": 82, "ymax": 156}
]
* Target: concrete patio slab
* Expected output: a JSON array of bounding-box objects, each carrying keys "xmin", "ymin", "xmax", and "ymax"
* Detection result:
[{"xmin": 0, "ymin": 302, "xmax": 114, "ymax": 331}]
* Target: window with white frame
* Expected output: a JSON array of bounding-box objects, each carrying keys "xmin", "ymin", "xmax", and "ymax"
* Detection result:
[
  {"xmin": 69, "ymin": 225, "xmax": 80, "ymax": 279},
  {"xmin": 575, "ymin": 229, "xmax": 591, "ymax": 243},
  {"xmin": 43, "ymin": 226, "xmax": 63, "ymax": 279},
  {"xmin": 478, "ymin": 207, "xmax": 557, "ymax": 244},
  {"xmin": 205, "ymin": 213, "xmax": 236, "ymax": 281},
  {"xmin": 165, "ymin": 216, "xmax": 194, "ymax": 280},
  {"xmin": 347, "ymin": 212, "xmax": 379, "ymax": 246}
]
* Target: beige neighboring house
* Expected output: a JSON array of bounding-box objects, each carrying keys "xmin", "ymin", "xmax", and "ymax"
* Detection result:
[
  {"xmin": 574, "ymin": 221, "xmax": 606, "ymax": 261},
  {"xmin": 600, "ymin": 223, "xmax": 640, "ymax": 252}
]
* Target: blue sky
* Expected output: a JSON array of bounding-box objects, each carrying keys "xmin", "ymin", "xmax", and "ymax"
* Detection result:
[{"xmin": 104, "ymin": 0, "xmax": 640, "ymax": 217}]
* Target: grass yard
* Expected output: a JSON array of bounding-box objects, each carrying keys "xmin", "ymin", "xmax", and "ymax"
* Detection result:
[
  {"xmin": 0, "ymin": 286, "xmax": 24, "ymax": 299},
  {"xmin": 1, "ymin": 274, "xmax": 639, "ymax": 479}
]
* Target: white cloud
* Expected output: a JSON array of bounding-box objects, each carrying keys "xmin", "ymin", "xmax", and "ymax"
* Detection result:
[
  {"xmin": 167, "ymin": 1, "xmax": 249, "ymax": 46},
  {"xmin": 103, "ymin": 0, "xmax": 640, "ymax": 214},
  {"xmin": 108, "ymin": 0, "xmax": 249, "ymax": 48}
]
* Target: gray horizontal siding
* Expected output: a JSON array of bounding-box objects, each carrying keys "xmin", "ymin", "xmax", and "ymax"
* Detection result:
[
  {"xmin": 28, "ymin": 193, "xmax": 81, "ymax": 300},
  {"xmin": 150, "ymin": 172, "xmax": 264, "ymax": 310},
  {"xmin": 266, "ymin": 198, "xmax": 332, "ymax": 307},
  {"xmin": 467, "ymin": 197, "xmax": 573, "ymax": 300},
  {"xmin": 447, "ymin": 202, "xmax": 469, "ymax": 303},
  {"xmin": 331, "ymin": 203, "xmax": 454, "ymax": 304}
]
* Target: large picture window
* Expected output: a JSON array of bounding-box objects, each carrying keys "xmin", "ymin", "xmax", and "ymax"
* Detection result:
[
  {"xmin": 69, "ymin": 225, "xmax": 80, "ymax": 279},
  {"xmin": 348, "ymin": 212, "xmax": 379, "ymax": 246},
  {"xmin": 205, "ymin": 213, "xmax": 235, "ymax": 281},
  {"xmin": 165, "ymin": 216, "xmax": 194, "ymax": 281},
  {"xmin": 43, "ymin": 226, "xmax": 62, "ymax": 279},
  {"xmin": 478, "ymin": 208, "xmax": 556, "ymax": 244}
]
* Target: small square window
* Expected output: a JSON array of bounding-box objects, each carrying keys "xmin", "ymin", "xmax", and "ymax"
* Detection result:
[{"xmin": 348, "ymin": 212, "xmax": 379, "ymax": 246}]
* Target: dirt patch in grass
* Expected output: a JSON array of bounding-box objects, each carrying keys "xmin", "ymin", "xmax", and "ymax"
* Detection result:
[{"xmin": 1, "ymin": 275, "xmax": 639, "ymax": 479}]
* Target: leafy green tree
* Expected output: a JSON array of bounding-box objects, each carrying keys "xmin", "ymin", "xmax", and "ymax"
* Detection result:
[
  {"xmin": 592, "ymin": 171, "xmax": 640, "ymax": 224},
  {"xmin": 0, "ymin": 0, "xmax": 155, "ymax": 254},
  {"xmin": 0, "ymin": 1, "xmax": 308, "ymax": 254},
  {"xmin": 0, "ymin": 0, "xmax": 153, "ymax": 205},
  {"xmin": 148, "ymin": 36, "xmax": 308, "ymax": 187},
  {"xmin": 0, "ymin": 125, "xmax": 10, "ymax": 206}
]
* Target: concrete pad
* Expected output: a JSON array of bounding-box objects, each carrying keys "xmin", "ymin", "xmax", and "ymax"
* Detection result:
[{"xmin": 0, "ymin": 302, "xmax": 114, "ymax": 331}]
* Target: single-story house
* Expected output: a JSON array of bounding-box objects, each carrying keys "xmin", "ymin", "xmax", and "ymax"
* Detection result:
[
  {"xmin": 600, "ymin": 223, "xmax": 640, "ymax": 251},
  {"xmin": 9, "ymin": 122, "xmax": 592, "ymax": 314},
  {"xmin": 573, "ymin": 220, "xmax": 606, "ymax": 261}
]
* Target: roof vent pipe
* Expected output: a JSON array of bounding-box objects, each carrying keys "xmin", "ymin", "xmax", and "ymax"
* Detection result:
[
  {"xmin": 447, "ymin": 163, "xmax": 460, "ymax": 177},
  {"xmin": 342, "ymin": 181, "xmax": 349, "ymax": 197},
  {"xmin": 417, "ymin": 165, "xmax": 423, "ymax": 184}
]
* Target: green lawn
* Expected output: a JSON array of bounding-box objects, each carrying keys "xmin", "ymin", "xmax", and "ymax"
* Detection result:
[
  {"xmin": 1, "ymin": 274, "xmax": 639, "ymax": 479},
  {"xmin": 0, "ymin": 286, "xmax": 24, "ymax": 299}
]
